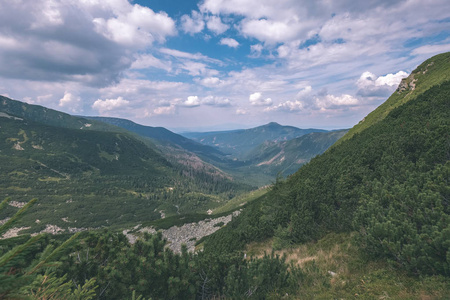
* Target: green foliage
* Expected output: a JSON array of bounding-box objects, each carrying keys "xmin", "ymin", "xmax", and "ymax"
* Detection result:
[
  {"xmin": 202, "ymin": 58, "xmax": 450, "ymax": 277},
  {"xmin": 26, "ymin": 273, "xmax": 97, "ymax": 300},
  {"xmin": 0, "ymin": 97, "xmax": 253, "ymax": 230},
  {"xmin": 338, "ymin": 51, "xmax": 450, "ymax": 145}
]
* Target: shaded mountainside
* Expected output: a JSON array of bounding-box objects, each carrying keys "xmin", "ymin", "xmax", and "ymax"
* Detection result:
[
  {"xmin": 204, "ymin": 52, "xmax": 450, "ymax": 276},
  {"xmin": 243, "ymin": 129, "xmax": 348, "ymax": 176},
  {"xmin": 87, "ymin": 117, "xmax": 345, "ymax": 187},
  {"xmin": 0, "ymin": 96, "xmax": 116, "ymax": 132},
  {"xmin": 0, "ymin": 96, "xmax": 253, "ymax": 232},
  {"xmin": 183, "ymin": 122, "xmax": 328, "ymax": 158},
  {"xmin": 86, "ymin": 116, "xmax": 225, "ymax": 160}
]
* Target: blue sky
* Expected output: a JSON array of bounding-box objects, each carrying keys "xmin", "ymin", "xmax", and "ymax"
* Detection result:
[{"xmin": 0, "ymin": 0, "xmax": 449, "ymax": 131}]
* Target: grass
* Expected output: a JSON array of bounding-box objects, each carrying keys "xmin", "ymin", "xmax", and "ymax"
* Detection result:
[
  {"xmin": 245, "ymin": 232, "xmax": 450, "ymax": 299},
  {"xmin": 213, "ymin": 187, "xmax": 268, "ymax": 214},
  {"xmin": 336, "ymin": 52, "xmax": 450, "ymax": 146}
]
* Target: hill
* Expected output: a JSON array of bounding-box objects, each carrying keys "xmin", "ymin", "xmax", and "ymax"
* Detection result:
[
  {"xmin": 182, "ymin": 122, "xmax": 327, "ymax": 159},
  {"xmin": 337, "ymin": 51, "xmax": 450, "ymax": 145},
  {"xmin": 86, "ymin": 116, "xmax": 225, "ymax": 160},
  {"xmin": 243, "ymin": 129, "xmax": 348, "ymax": 177},
  {"xmin": 203, "ymin": 52, "xmax": 450, "ymax": 277},
  {"xmin": 0, "ymin": 96, "xmax": 253, "ymax": 233}
]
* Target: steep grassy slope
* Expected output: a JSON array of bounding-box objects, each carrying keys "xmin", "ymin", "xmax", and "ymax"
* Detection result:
[
  {"xmin": 337, "ymin": 51, "xmax": 450, "ymax": 144},
  {"xmin": 203, "ymin": 53, "xmax": 450, "ymax": 276}
]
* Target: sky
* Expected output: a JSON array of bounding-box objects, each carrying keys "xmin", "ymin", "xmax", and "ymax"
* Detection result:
[{"xmin": 0, "ymin": 0, "xmax": 449, "ymax": 131}]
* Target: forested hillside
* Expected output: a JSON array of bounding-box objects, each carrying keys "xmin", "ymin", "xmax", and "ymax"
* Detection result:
[{"xmin": 203, "ymin": 53, "xmax": 450, "ymax": 277}]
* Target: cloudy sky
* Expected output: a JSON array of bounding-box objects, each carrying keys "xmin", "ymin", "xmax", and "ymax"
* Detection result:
[{"xmin": 0, "ymin": 0, "xmax": 449, "ymax": 131}]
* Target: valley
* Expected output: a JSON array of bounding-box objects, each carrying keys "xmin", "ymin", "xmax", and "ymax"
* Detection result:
[{"xmin": 1, "ymin": 51, "xmax": 449, "ymax": 299}]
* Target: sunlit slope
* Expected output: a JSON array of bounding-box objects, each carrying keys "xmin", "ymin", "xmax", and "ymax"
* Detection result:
[{"xmin": 337, "ymin": 51, "xmax": 450, "ymax": 145}]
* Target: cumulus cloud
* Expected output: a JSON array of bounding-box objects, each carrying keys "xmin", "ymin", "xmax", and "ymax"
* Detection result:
[
  {"xmin": 0, "ymin": 0, "xmax": 176, "ymax": 87},
  {"xmin": 266, "ymin": 86, "xmax": 359, "ymax": 112},
  {"xmin": 249, "ymin": 92, "xmax": 273, "ymax": 106},
  {"xmin": 93, "ymin": 4, "xmax": 176, "ymax": 46},
  {"xmin": 180, "ymin": 11, "xmax": 204, "ymax": 34},
  {"xmin": 197, "ymin": 76, "xmax": 222, "ymax": 87},
  {"xmin": 92, "ymin": 96, "xmax": 130, "ymax": 113},
  {"xmin": 206, "ymin": 16, "xmax": 229, "ymax": 34},
  {"xmin": 219, "ymin": 38, "xmax": 239, "ymax": 48},
  {"xmin": 314, "ymin": 94, "xmax": 359, "ymax": 110},
  {"xmin": 59, "ymin": 91, "xmax": 82, "ymax": 112},
  {"xmin": 357, "ymin": 71, "xmax": 408, "ymax": 98},
  {"xmin": 182, "ymin": 96, "xmax": 201, "ymax": 107},
  {"xmin": 265, "ymin": 86, "xmax": 312, "ymax": 112},
  {"xmin": 265, "ymin": 100, "xmax": 304, "ymax": 112}
]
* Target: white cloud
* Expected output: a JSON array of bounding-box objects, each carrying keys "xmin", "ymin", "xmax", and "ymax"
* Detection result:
[
  {"xmin": 206, "ymin": 16, "xmax": 229, "ymax": 34},
  {"xmin": 92, "ymin": 96, "xmax": 130, "ymax": 113},
  {"xmin": 92, "ymin": 3, "xmax": 176, "ymax": 46},
  {"xmin": 202, "ymin": 96, "xmax": 231, "ymax": 107},
  {"xmin": 0, "ymin": 0, "xmax": 176, "ymax": 87},
  {"xmin": 59, "ymin": 91, "xmax": 81, "ymax": 112},
  {"xmin": 250, "ymin": 44, "xmax": 263, "ymax": 57},
  {"xmin": 412, "ymin": 43, "xmax": 450, "ymax": 55},
  {"xmin": 236, "ymin": 108, "xmax": 247, "ymax": 115},
  {"xmin": 182, "ymin": 96, "xmax": 201, "ymax": 107},
  {"xmin": 265, "ymin": 100, "xmax": 304, "ymax": 112},
  {"xmin": 219, "ymin": 38, "xmax": 239, "ymax": 48},
  {"xmin": 315, "ymin": 94, "xmax": 359, "ymax": 110},
  {"xmin": 197, "ymin": 77, "xmax": 222, "ymax": 87},
  {"xmin": 240, "ymin": 18, "xmax": 301, "ymax": 44},
  {"xmin": 153, "ymin": 104, "xmax": 176, "ymax": 115},
  {"xmin": 159, "ymin": 48, "xmax": 223, "ymax": 64},
  {"xmin": 357, "ymin": 71, "xmax": 408, "ymax": 97},
  {"xmin": 180, "ymin": 10, "xmax": 205, "ymax": 34},
  {"xmin": 130, "ymin": 54, "xmax": 171, "ymax": 72},
  {"xmin": 249, "ymin": 92, "xmax": 273, "ymax": 106}
]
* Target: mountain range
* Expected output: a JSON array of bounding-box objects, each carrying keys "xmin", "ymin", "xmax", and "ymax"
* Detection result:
[{"xmin": 0, "ymin": 95, "xmax": 344, "ymax": 232}]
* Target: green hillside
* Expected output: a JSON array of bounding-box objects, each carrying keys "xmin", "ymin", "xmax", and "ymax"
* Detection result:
[
  {"xmin": 183, "ymin": 122, "xmax": 327, "ymax": 159},
  {"xmin": 337, "ymin": 51, "xmax": 450, "ymax": 145},
  {"xmin": 0, "ymin": 98, "xmax": 253, "ymax": 231},
  {"xmin": 243, "ymin": 129, "xmax": 348, "ymax": 177},
  {"xmin": 203, "ymin": 53, "xmax": 450, "ymax": 277},
  {"xmin": 86, "ymin": 116, "xmax": 226, "ymax": 160}
]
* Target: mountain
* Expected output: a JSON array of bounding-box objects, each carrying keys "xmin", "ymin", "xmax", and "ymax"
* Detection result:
[
  {"xmin": 243, "ymin": 129, "xmax": 348, "ymax": 176},
  {"xmin": 0, "ymin": 96, "xmax": 253, "ymax": 232},
  {"xmin": 337, "ymin": 51, "xmax": 450, "ymax": 145},
  {"xmin": 203, "ymin": 52, "xmax": 450, "ymax": 276},
  {"xmin": 86, "ymin": 116, "xmax": 225, "ymax": 160},
  {"xmin": 88, "ymin": 118, "xmax": 344, "ymax": 186},
  {"xmin": 182, "ymin": 122, "xmax": 328, "ymax": 158}
]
